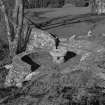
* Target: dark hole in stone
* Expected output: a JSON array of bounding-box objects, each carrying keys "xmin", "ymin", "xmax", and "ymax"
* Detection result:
[
  {"xmin": 84, "ymin": 2, "xmax": 89, "ymax": 7},
  {"xmin": 64, "ymin": 51, "xmax": 77, "ymax": 62},
  {"xmin": 21, "ymin": 55, "xmax": 40, "ymax": 72}
]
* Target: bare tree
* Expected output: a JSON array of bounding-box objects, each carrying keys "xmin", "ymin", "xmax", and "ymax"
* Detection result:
[
  {"xmin": 13, "ymin": 0, "xmax": 24, "ymax": 54},
  {"xmin": 0, "ymin": 0, "xmax": 24, "ymax": 58}
]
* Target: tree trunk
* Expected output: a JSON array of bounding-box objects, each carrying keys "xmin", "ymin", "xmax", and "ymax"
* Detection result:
[{"xmin": 13, "ymin": 0, "xmax": 24, "ymax": 54}]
